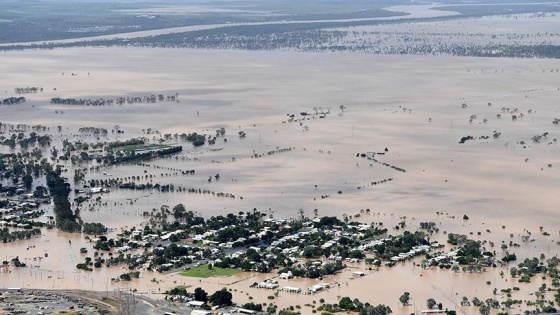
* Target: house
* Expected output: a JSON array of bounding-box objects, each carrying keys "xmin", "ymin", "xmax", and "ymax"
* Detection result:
[
  {"xmin": 283, "ymin": 286, "xmax": 302, "ymax": 293},
  {"xmin": 115, "ymin": 245, "xmax": 131, "ymax": 253},
  {"xmin": 85, "ymin": 187, "xmax": 106, "ymax": 194},
  {"xmin": 188, "ymin": 300, "xmax": 206, "ymax": 308},
  {"xmin": 279, "ymin": 271, "xmax": 293, "ymax": 279},
  {"xmin": 5, "ymin": 288, "xmax": 23, "ymax": 294},
  {"xmin": 308, "ymin": 284, "xmax": 327, "ymax": 293},
  {"xmin": 257, "ymin": 281, "xmax": 279, "ymax": 289}
]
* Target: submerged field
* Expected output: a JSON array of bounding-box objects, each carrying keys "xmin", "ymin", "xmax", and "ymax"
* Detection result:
[
  {"xmin": 1, "ymin": 47, "xmax": 558, "ymax": 225},
  {"xmin": 0, "ymin": 46, "xmax": 559, "ymax": 313}
]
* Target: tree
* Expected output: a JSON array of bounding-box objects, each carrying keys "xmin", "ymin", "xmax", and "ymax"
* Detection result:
[
  {"xmin": 472, "ymin": 297, "xmax": 482, "ymax": 307},
  {"xmin": 51, "ymin": 147, "xmax": 58, "ymax": 159},
  {"xmin": 360, "ymin": 304, "xmax": 392, "ymax": 315},
  {"xmin": 79, "ymin": 151, "xmax": 89, "ymax": 161},
  {"xmin": 266, "ymin": 304, "xmax": 277, "ymax": 314},
  {"xmin": 502, "ymin": 253, "xmax": 517, "ymax": 263},
  {"xmin": 479, "ymin": 304, "xmax": 490, "ymax": 315},
  {"xmin": 47, "ymin": 171, "xmax": 80, "ymax": 232},
  {"xmin": 243, "ymin": 303, "xmax": 263, "ymax": 312},
  {"xmin": 510, "ymin": 267, "xmax": 517, "ymax": 277},
  {"xmin": 353, "ymin": 298, "xmax": 364, "ymax": 311},
  {"xmin": 302, "ymin": 245, "xmax": 316, "ymax": 258},
  {"xmin": 173, "ymin": 203, "xmax": 186, "ymax": 220},
  {"xmin": 246, "ymin": 248, "xmax": 261, "ymax": 262},
  {"xmin": 339, "ymin": 296, "xmax": 354, "ymax": 310},
  {"xmin": 297, "ymin": 208, "xmax": 305, "ymax": 221},
  {"xmin": 194, "ymin": 287, "xmax": 208, "ymax": 302},
  {"xmin": 22, "ymin": 174, "xmax": 33, "ymax": 190},
  {"xmin": 427, "ymin": 298, "xmax": 437, "ymax": 309},
  {"xmin": 82, "ymin": 222, "xmax": 107, "ymax": 235},
  {"xmin": 120, "ymin": 273, "xmax": 131, "ymax": 281},
  {"xmin": 399, "ymin": 292, "xmax": 410, "ymax": 306},
  {"xmin": 209, "ymin": 288, "xmax": 232, "ymax": 306}
]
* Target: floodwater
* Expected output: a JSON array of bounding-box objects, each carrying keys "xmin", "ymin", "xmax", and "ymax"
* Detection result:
[
  {"xmin": 1, "ymin": 46, "xmax": 559, "ymax": 313},
  {"xmin": 0, "ymin": 4, "xmax": 460, "ymax": 47}
]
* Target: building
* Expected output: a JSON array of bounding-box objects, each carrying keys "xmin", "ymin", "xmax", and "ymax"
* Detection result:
[
  {"xmin": 187, "ymin": 300, "xmax": 206, "ymax": 308},
  {"xmin": 282, "ymin": 286, "xmax": 302, "ymax": 293}
]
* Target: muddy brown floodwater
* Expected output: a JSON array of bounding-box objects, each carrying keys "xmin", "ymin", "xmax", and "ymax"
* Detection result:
[{"xmin": 1, "ymin": 46, "xmax": 559, "ymax": 314}]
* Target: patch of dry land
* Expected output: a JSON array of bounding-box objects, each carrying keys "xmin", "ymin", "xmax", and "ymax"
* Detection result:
[{"xmin": 0, "ymin": 44, "xmax": 560, "ymax": 314}]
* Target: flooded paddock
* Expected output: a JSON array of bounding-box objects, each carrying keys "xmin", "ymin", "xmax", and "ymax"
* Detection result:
[{"xmin": 1, "ymin": 47, "xmax": 559, "ymax": 313}]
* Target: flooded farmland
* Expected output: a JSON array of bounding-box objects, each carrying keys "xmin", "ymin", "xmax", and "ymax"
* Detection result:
[{"xmin": 1, "ymin": 39, "xmax": 560, "ymax": 314}]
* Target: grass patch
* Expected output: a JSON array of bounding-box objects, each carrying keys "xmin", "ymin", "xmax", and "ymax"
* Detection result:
[{"xmin": 180, "ymin": 265, "xmax": 240, "ymax": 278}]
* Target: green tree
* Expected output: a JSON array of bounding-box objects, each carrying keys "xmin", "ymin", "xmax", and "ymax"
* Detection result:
[
  {"xmin": 302, "ymin": 245, "xmax": 316, "ymax": 258},
  {"xmin": 82, "ymin": 222, "xmax": 107, "ymax": 235},
  {"xmin": 479, "ymin": 304, "xmax": 490, "ymax": 315},
  {"xmin": 427, "ymin": 298, "xmax": 437, "ymax": 309},
  {"xmin": 339, "ymin": 296, "xmax": 354, "ymax": 310},
  {"xmin": 399, "ymin": 292, "xmax": 410, "ymax": 306},
  {"xmin": 266, "ymin": 304, "xmax": 277, "ymax": 314},
  {"xmin": 22, "ymin": 174, "xmax": 33, "ymax": 190},
  {"xmin": 510, "ymin": 267, "xmax": 517, "ymax": 277},
  {"xmin": 119, "ymin": 273, "xmax": 131, "ymax": 281},
  {"xmin": 209, "ymin": 288, "xmax": 232, "ymax": 306},
  {"xmin": 360, "ymin": 304, "xmax": 392, "ymax": 315},
  {"xmin": 173, "ymin": 203, "xmax": 186, "ymax": 220},
  {"xmin": 472, "ymin": 297, "xmax": 482, "ymax": 306},
  {"xmin": 246, "ymin": 248, "xmax": 261, "ymax": 262},
  {"xmin": 47, "ymin": 171, "xmax": 80, "ymax": 232},
  {"xmin": 194, "ymin": 287, "xmax": 208, "ymax": 302},
  {"xmin": 242, "ymin": 303, "xmax": 263, "ymax": 312}
]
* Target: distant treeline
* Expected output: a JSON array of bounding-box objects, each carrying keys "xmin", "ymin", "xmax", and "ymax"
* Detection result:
[
  {"xmin": 1, "ymin": 97, "xmax": 26, "ymax": 105},
  {"xmin": 2, "ymin": 5, "xmax": 560, "ymax": 59},
  {"xmin": 46, "ymin": 170, "xmax": 81, "ymax": 232},
  {"xmin": 15, "ymin": 87, "xmax": 43, "ymax": 94},
  {"xmin": 1, "ymin": 132, "xmax": 52, "ymax": 149},
  {"xmin": 50, "ymin": 94, "xmax": 178, "ymax": 106},
  {"xmin": 0, "ymin": 227, "xmax": 42, "ymax": 243},
  {"xmin": 0, "ymin": 2, "xmax": 403, "ymax": 44},
  {"xmin": 78, "ymin": 127, "xmax": 108, "ymax": 135},
  {"xmin": 0, "ymin": 2, "xmax": 557, "ymax": 45},
  {"xmin": 3, "ymin": 31, "xmax": 560, "ymax": 59},
  {"xmin": 111, "ymin": 146, "xmax": 182, "ymax": 164},
  {"xmin": 106, "ymin": 138, "xmax": 145, "ymax": 150}
]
